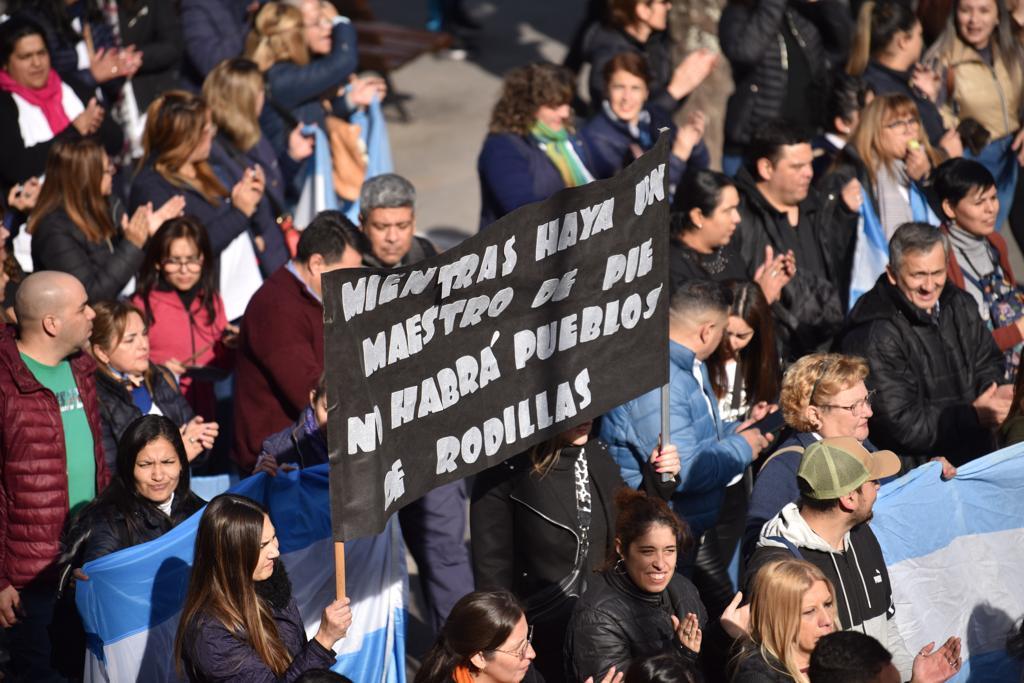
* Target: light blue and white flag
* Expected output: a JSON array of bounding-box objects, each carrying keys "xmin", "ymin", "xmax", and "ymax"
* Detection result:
[
  {"xmin": 293, "ymin": 97, "xmax": 394, "ymax": 228},
  {"xmin": 872, "ymin": 445, "xmax": 1024, "ymax": 681},
  {"xmin": 76, "ymin": 465, "xmax": 407, "ymax": 683},
  {"xmin": 848, "ymin": 184, "xmax": 939, "ymax": 309}
]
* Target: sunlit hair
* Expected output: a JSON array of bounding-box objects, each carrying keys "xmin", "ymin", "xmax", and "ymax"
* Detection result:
[
  {"xmin": 742, "ymin": 560, "xmax": 838, "ymax": 683},
  {"xmin": 203, "ymin": 58, "xmax": 264, "ymax": 152},
  {"xmin": 175, "ymin": 494, "xmax": 291, "ymax": 675},
  {"xmin": 414, "ymin": 591, "xmax": 524, "ymax": 683},
  {"xmin": 846, "ymin": 0, "xmax": 918, "ymax": 76},
  {"xmin": 779, "ymin": 353, "xmax": 869, "ymax": 432},
  {"xmin": 141, "ymin": 90, "xmax": 227, "ymax": 203},
  {"xmin": 707, "ymin": 280, "xmax": 781, "ymax": 405},
  {"xmin": 603, "ymin": 50, "xmax": 651, "ymax": 88},
  {"xmin": 135, "ymin": 217, "xmax": 220, "ymax": 327},
  {"xmin": 929, "ymin": 0, "xmax": 1023, "ymax": 86},
  {"xmin": 245, "ymin": 2, "xmax": 309, "ymax": 72},
  {"xmin": 488, "ymin": 62, "xmax": 575, "ymax": 137},
  {"xmin": 847, "ymin": 94, "xmax": 941, "ymax": 189},
  {"xmin": 27, "ymin": 138, "xmax": 113, "ymax": 242},
  {"xmin": 88, "ymin": 300, "xmax": 156, "ymax": 388}
]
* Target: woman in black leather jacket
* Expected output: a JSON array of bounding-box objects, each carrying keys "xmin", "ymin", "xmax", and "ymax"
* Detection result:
[
  {"xmin": 470, "ymin": 421, "xmax": 679, "ymax": 683},
  {"xmin": 564, "ymin": 489, "xmax": 706, "ymax": 683}
]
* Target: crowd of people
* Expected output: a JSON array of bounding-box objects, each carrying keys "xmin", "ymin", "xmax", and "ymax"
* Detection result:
[{"xmin": 1, "ymin": 0, "xmax": 1024, "ymax": 681}]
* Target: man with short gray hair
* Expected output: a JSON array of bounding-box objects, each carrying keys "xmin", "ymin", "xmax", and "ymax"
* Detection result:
[
  {"xmin": 358, "ymin": 173, "xmax": 437, "ymax": 268},
  {"xmin": 840, "ymin": 222, "xmax": 1007, "ymax": 466}
]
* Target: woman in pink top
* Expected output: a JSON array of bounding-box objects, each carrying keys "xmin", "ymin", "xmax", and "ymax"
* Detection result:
[{"xmin": 132, "ymin": 217, "xmax": 234, "ymax": 420}]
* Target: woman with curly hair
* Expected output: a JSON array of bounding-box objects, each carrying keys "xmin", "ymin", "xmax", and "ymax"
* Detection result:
[{"xmin": 477, "ymin": 62, "xmax": 596, "ymax": 227}]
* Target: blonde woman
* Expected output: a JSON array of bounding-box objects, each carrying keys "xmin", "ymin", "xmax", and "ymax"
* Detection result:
[
  {"xmin": 731, "ymin": 560, "xmax": 837, "ymax": 683},
  {"xmin": 203, "ymin": 58, "xmax": 312, "ymax": 259},
  {"xmin": 925, "ymin": 0, "xmax": 1024, "ymax": 231},
  {"xmin": 244, "ymin": 1, "xmax": 383, "ymax": 155}
]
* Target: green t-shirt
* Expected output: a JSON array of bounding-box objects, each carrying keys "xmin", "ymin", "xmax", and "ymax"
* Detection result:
[{"xmin": 20, "ymin": 353, "xmax": 96, "ymax": 514}]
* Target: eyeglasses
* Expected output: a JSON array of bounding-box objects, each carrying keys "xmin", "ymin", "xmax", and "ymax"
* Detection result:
[
  {"xmin": 490, "ymin": 625, "xmax": 533, "ymax": 660},
  {"xmin": 814, "ymin": 390, "xmax": 876, "ymax": 416},
  {"xmin": 161, "ymin": 257, "xmax": 203, "ymax": 272},
  {"xmin": 884, "ymin": 118, "xmax": 919, "ymax": 133}
]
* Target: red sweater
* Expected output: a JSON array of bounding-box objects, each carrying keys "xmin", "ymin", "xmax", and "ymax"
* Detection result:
[
  {"xmin": 944, "ymin": 227, "xmax": 1021, "ymax": 351},
  {"xmin": 232, "ymin": 267, "xmax": 324, "ymax": 471},
  {"xmin": 0, "ymin": 326, "xmax": 109, "ymax": 590},
  {"xmin": 132, "ymin": 288, "xmax": 230, "ymax": 420}
]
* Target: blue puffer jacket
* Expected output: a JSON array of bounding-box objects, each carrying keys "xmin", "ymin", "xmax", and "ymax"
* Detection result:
[{"xmin": 598, "ymin": 342, "xmax": 752, "ymax": 538}]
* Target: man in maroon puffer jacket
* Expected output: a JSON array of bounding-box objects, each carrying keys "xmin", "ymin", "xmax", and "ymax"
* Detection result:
[{"xmin": 0, "ymin": 271, "xmax": 109, "ymax": 682}]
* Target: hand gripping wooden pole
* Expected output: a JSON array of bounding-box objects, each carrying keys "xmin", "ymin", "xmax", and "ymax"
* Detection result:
[{"xmin": 335, "ymin": 542, "xmax": 347, "ymax": 599}]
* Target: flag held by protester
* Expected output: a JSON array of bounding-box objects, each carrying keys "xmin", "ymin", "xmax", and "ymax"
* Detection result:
[
  {"xmin": 76, "ymin": 466, "xmax": 407, "ymax": 683},
  {"xmin": 322, "ymin": 133, "xmax": 673, "ymax": 542},
  {"xmin": 872, "ymin": 445, "xmax": 1024, "ymax": 681}
]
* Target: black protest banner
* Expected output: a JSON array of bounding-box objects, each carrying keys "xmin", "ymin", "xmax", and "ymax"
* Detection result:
[{"xmin": 322, "ymin": 133, "xmax": 671, "ymax": 542}]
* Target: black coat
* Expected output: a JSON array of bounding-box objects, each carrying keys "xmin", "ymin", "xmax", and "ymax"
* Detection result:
[
  {"xmin": 69, "ymin": 489, "xmax": 204, "ymax": 565},
  {"xmin": 94, "ymin": 365, "xmax": 196, "ymax": 473},
  {"xmin": 566, "ymin": 569, "xmax": 705, "ymax": 682},
  {"xmin": 839, "ymin": 275, "xmax": 1004, "ymax": 465},
  {"xmin": 719, "ymin": 0, "xmax": 850, "ymax": 150},
  {"xmin": 669, "ymin": 240, "xmax": 751, "ymax": 293},
  {"xmin": 117, "ymin": 0, "xmax": 183, "ymax": 111},
  {"xmin": 582, "ymin": 25, "xmax": 680, "ymax": 114},
  {"xmin": 730, "ymin": 649, "xmax": 794, "ymax": 682},
  {"xmin": 181, "ymin": 598, "xmax": 337, "ymax": 683},
  {"xmin": 30, "ymin": 206, "xmax": 144, "ymax": 303},
  {"xmin": 732, "ymin": 168, "xmax": 852, "ymax": 359},
  {"xmin": 471, "ymin": 441, "xmax": 675, "ymax": 621}
]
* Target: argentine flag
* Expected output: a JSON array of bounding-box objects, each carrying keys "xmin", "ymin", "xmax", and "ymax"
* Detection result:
[
  {"xmin": 848, "ymin": 183, "xmax": 939, "ymax": 309},
  {"xmin": 293, "ymin": 96, "xmax": 395, "ymax": 228},
  {"xmin": 872, "ymin": 445, "xmax": 1024, "ymax": 681},
  {"xmin": 76, "ymin": 465, "xmax": 407, "ymax": 683}
]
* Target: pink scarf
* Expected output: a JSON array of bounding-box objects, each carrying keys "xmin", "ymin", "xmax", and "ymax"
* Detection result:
[{"xmin": 0, "ymin": 68, "xmax": 71, "ymax": 134}]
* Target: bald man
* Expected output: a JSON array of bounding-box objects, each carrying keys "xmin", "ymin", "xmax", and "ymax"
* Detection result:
[{"xmin": 0, "ymin": 271, "xmax": 108, "ymax": 683}]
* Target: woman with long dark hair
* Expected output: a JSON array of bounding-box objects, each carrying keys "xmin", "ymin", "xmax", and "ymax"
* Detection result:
[
  {"xmin": 471, "ymin": 421, "xmax": 679, "ymax": 682},
  {"xmin": 132, "ymin": 217, "xmax": 232, "ymax": 420},
  {"xmin": 708, "ymin": 281, "xmax": 781, "ymax": 423},
  {"xmin": 28, "ymin": 137, "xmax": 183, "ymax": 301},
  {"xmin": 66, "ymin": 415, "xmax": 204, "ymax": 564},
  {"xmin": 566, "ymin": 489, "xmax": 706, "ymax": 683},
  {"xmin": 175, "ymin": 493, "xmax": 352, "ymax": 682}
]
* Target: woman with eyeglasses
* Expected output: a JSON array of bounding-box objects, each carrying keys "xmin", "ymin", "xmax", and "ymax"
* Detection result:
[
  {"xmin": 131, "ymin": 90, "xmax": 273, "ymax": 319},
  {"xmin": 566, "ymin": 489, "xmax": 706, "ymax": 683},
  {"xmin": 132, "ymin": 217, "xmax": 233, "ymax": 422},
  {"xmin": 823, "ymin": 95, "xmax": 942, "ymax": 254},
  {"xmin": 88, "ymin": 300, "xmax": 219, "ymax": 472},
  {"xmin": 175, "ymin": 493, "xmax": 352, "ymax": 682},
  {"xmin": 27, "ymin": 137, "xmax": 183, "ymax": 302},
  {"xmin": 742, "ymin": 353, "xmax": 956, "ymax": 561}
]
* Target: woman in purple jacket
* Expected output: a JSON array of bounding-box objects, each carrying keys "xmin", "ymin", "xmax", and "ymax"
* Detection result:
[{"xmin": 175, "ymin": 494, "xmax": 352, "ymax": 682}]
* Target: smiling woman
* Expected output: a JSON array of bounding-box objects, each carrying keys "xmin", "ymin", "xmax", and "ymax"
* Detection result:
[{"xmin": 565, "ymin": 489, "xmax": 706, "ymax": 683}]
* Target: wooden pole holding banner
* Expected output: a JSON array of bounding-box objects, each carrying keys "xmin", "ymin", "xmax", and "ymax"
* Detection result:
[
  {"xmin": 335, "ymin": 541, "xmax": 347, "ymax": 599},
  {"xmin": 660, "ymin": 384, "xmax": 673, "ymax": 482}
]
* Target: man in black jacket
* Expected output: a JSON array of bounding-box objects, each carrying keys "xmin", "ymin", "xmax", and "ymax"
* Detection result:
[
  {"xmin": 745, "ymin": 437, "xmax": 961, "ymax": 680},
  {"xmin": 734, "ymin": 121, "xmax": 858, "ymax": 360},
  {"xmin": 839, "ymin": 222, "xmax": 1009, "ymax": 466}
]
